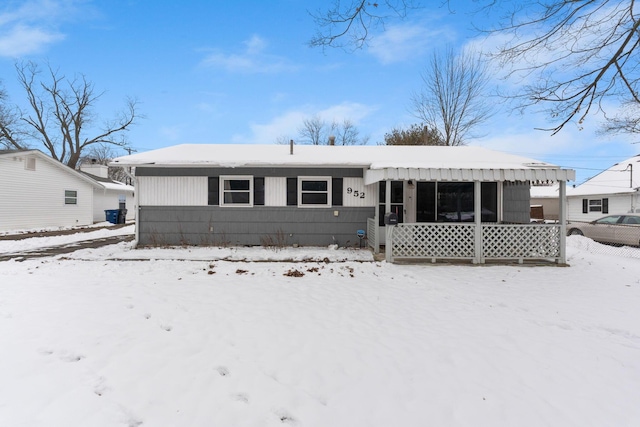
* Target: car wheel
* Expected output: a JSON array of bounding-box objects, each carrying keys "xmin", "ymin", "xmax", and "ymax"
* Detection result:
[{"xmin": 569, "ymin": 228, "xmax": 583, "ymax": 236}]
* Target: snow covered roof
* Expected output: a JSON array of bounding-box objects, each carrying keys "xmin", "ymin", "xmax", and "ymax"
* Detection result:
[
  {"xmin": 78, "ymin": 170, "xmax": 134, "ymax": 193},
  {"xmin": 568, "ymin": 154, "xmax": 640, "ymax": 196},
  {"xmin": 1, "ymin": 149, "xmax": 134, "ymax": 192},
  {"xmin": 530, "ymin": 183, "xmax": 559, "ymax": 198},
  {"xmin": 111, "ymin": 144, "xmax": 575, "ymax": 183}
]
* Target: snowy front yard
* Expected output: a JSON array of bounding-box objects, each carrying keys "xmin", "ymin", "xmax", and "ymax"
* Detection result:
[{"xmin": 0, "ymin": 233, "xmax": 639, "ymax": 426}]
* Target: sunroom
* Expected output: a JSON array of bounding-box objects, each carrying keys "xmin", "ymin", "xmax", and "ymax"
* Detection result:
[{"xmin": 365, "ymin": 165, "xmax": 575, "ymax": 264}]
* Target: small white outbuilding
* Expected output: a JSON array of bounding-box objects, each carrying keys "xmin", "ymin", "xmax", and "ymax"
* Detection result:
[{"xmin": 0, "ymin": 149, "xmax": 134, "ymax": 232}]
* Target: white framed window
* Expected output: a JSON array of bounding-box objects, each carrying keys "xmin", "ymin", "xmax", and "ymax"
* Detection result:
[
  {"xmin": 64, "ymin": 190, "xmax": 78, "ymax": 205},
  {"xmin": 582, "ymin": 198, "xmax": 608, "ymax": 214},
  {"xmin": 589, "ymin": 199, "xmax": 602, "ymax": 212},
  {"xmin": 220, "ymin": 175, "xmax": 253, "ymax": 206},
  {"xmin": 298, "ymin": 176, "xmax": 331, "ymax": 207}
]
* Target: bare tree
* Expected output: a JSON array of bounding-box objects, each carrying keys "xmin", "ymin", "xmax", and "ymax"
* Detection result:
[
  {"xmin": 334, "ymin": 119, "xmax": 370, "ymax": 145},
  {"xmin": 0, "ymin": 85, "xmax": 21, "ymax": 149},
  {"xmin": 298, "ymin": 115, "xmax": 328, "ymax": 145},
  {"xmin": 411, "ymin": 47, "xmax": 492, "ymax": 146},
  {"xmin": 486, "ymin": 1, "xmax": 640, "ymax": 135},
  {"xmin": 310, "ymin": 1, "xmax": 640, "ymax": 136},
  {"xmin": 297, "ymin": 115, "xmax": 369, "ymax": 145},
  {"xmin": 599, "ymin": 100, "xmax": 640, "ymax": 135},
  {"xmin": 383, "ymin": 123, "xmax": 445, "ymax": 145},
  {"xmin": 0, "ymin": 61, "xmax": 139, "ymax": 169},
  {"xmin": 309, "ymin": 0, "xmax": 420, "ymax": 50}
]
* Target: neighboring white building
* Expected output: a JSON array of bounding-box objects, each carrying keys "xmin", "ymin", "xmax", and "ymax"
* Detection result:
[
  {"xmin": 530, "ymin": 183, "xmax": 560, "ymax": 221},
  {"xmin": 0, "ymin": 150, "xmax": 134, "ymax": 232},
  {"xmin": 78, "ymin": 162, "xmax": 136, "ymax": 223},
  {"xmin": 567, "ymin": 154, "xmax": 640, "ymax": 222}
]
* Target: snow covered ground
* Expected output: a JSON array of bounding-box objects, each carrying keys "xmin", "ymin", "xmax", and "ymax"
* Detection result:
[
  {"xmin": 0, "ymin": 229, "xmax": 639, "ymax": 427},
  {"xmin": 0, "ymin": 224, "xmax": 135, "ymax": 255}
]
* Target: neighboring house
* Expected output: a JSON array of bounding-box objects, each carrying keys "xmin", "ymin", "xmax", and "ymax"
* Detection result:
[
  {"xmin": 113, "ymin": 144, "xmax": 575, "ymax": 264},
  {"xmin": 567, "ymin": 154, "xmax": 640, "ymax": 222},
  {"xmin": 78, "ymin": 162, "xmax": 136, "ymax": 223},
  {"xmin": 0, "ymin": 150, "xmax": 134, "ymax": 232},
  {"xmin": 530, "ymin": 183, "xmax": 560, "ymax": 222}
]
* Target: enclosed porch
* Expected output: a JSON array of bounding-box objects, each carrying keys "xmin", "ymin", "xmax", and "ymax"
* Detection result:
[{"xmin": 364, "ymin": 166, "xmax": 575, "ymax": 264}]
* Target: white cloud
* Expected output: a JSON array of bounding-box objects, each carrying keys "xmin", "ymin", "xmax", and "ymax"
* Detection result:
[
  {"xmin": 0, "ymin": 24, "xmax": 63, "ymax": 57},
  {"xmin": 368, "ymin": 21, "xmax": 455, "ymax": 64},
  {"xmin": 241, "ymin": 110, "xmax": 307, "ymax": 144},
  {"xmin": 0, "ymin": 0, "xmax": 83, "ymax": 57},
  {"xmin": 201, "ymin": 34, "xmax": 299, "ymax": 74},
  {"xmin": 244, "ymin": 34, "xmax": 266, "ymax": 55},
  {"xmin": 236, "ymin": 102, "xmax": 379, "ymax": 144},
  {"xmin": 316, "ymin": 102, "xmax": 378, "ymax": 123}
]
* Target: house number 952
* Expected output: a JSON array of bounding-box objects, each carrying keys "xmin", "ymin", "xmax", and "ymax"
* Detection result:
[{"xmin": 346, "ymin": 187, "xmax": 365, "ymax": 198}]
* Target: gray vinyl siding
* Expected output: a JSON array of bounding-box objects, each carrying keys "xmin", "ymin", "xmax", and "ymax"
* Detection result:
[
  {"xmin": 138, "ymin": 206, "xmax": 374, "ymax": 247},
  {"xmin": 502, "ymin": 181, "xmax": 530, "ymax": 223}
]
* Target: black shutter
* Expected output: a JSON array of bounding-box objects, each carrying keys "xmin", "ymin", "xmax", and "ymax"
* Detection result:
[
  {"xmin": 286, "ymin": 178, "xmax": 297, "ymax": 206},
  {"xmin": 602, "ymin": 198, "xmax": 609, "ymax": 214},
  {"xmin": 332, "ymin": 178, "xmax": 343, "ymax": 206},
  {"xmin": 582, "ymin": 198, "xmax": 588, "ymax": 214},
  {"xmin": 208, "ymin": 177, "xmax": 219, "ymax": 205},
  {"xmin": 254, "ymin": 177, "xmax": 265, "ymax": 205}
]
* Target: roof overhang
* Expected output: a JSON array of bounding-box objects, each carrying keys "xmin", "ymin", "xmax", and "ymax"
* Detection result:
[{"xmin": 364, "ymin": 167, "xmax": 575, "ymax": 185}]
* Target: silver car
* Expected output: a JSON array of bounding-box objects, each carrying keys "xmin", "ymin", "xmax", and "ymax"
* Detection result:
[{"xmin": 567, "ymin": 214, "xmax": 640, "ymax": 246}]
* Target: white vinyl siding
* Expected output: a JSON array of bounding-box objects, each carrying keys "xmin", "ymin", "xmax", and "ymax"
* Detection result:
[
  {"xmin": 93, "ymin": 189, "xmax": 136, "ymax": 222},
  {"xmin": 265, "ymin": 177, "xmax": 287, "ymax": 206},
  {"xmin": 567, "ymin": 193, "xmax": 638, "ymax": 222},
  {"xmin": 342, "ymin": 178, "xmax": 376, "ymax": 207},
  {"xmin": 138, "ymin": 176, "xmax": 207, "ymax": 206},
  {"xmin": 0, "ymin": 153, "xmax": 94, "ymax": 231}
]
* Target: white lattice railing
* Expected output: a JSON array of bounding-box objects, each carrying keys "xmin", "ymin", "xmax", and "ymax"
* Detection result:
[
  {"xmin": 367, "ymin": 218, "xmax": 377, "ymax": 251},
  {"xmin": 391, "ymin": 223, "xmax": 476, "ymax": 259},
  {"xmin": 388, "ymin": 222, "xmax": 561, "ymax": 263},
  {"xmin": 482, "ymin": 224, "xmax": 560, "ymax": 260}
]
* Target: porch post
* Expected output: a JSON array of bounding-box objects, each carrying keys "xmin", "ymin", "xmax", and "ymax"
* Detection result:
[
  {"xmin": 385, "ymin": 224, "xmax": 394, "ymax": 263},
  {"xmin": 373, "ymin": 182, "xmax": 380, "ymax": 253},
  {"xmin": 474, "ymin": 180, "xmax": 482, "ymax": 264},
  {"xmin": 558, "ymin": 180, "xmax": 567, "ymax": 264},
  {"xmin": 385, "ymin": 179, "xmax": 391, "ymax": 215},
  {"xmin": 385, "ymin": 180, "xmax": 392, "ymax": 260}
]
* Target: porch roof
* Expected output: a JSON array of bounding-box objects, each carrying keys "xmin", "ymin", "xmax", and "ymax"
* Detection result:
[{"xmin": 363, "ymin": 166, "xmax": 574, "ymax": 185}]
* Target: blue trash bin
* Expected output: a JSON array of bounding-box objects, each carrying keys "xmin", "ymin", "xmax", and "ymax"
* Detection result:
[{"xmin": 105, "ymin": 209, "xmax": 119, "ymax": 224}]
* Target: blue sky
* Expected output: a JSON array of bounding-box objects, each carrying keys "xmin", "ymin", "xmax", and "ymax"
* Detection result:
[{"xmin": 0, "ymin": 0, "xmax": 637, "ymax": 184}]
